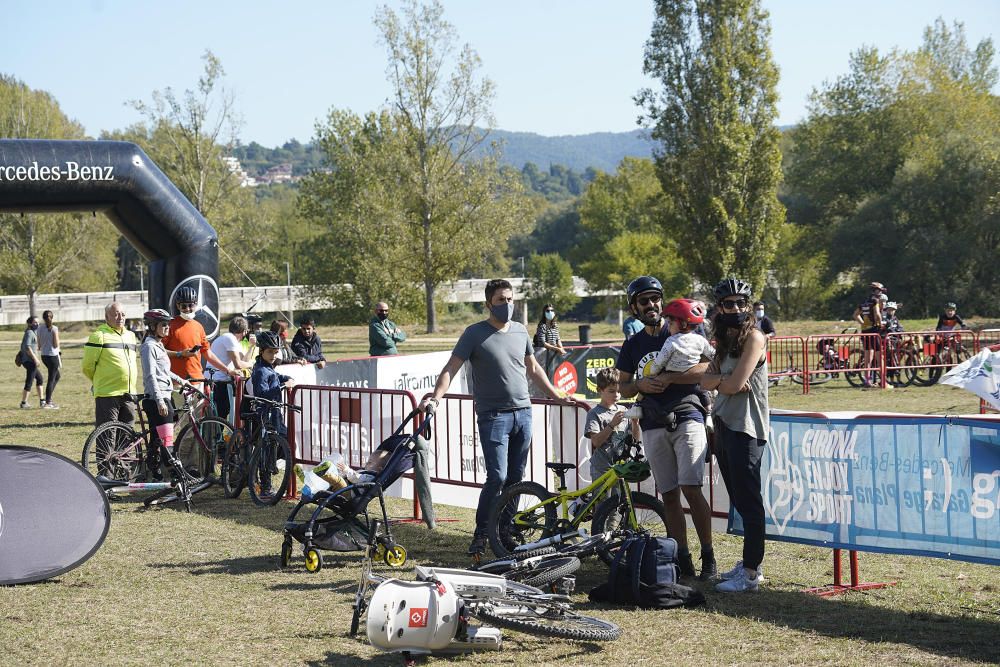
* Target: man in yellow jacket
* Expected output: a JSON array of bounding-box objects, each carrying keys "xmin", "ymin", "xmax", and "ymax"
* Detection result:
[{"xmin": 82, "ymin": 302, "xmax": 139, "ymax": 428}]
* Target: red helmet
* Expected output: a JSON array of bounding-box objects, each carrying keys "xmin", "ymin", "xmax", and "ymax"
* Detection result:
[
  {"xmin": 663, "ymin": 299, "xmax": 706, "ymax": 325},
  {"xmin": 143, "ymin": 309, "xmax": 171, "ymax": 326}
]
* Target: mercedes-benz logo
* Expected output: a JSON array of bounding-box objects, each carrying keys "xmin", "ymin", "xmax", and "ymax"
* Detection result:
[{"xmin": 169, "ymin": 274, "xmax": 221, "ymax": 339}]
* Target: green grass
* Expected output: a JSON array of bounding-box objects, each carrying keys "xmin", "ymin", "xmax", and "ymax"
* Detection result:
[{"xmin": 1, "ymin": 323, "xmax": 998, "ymax": 665}]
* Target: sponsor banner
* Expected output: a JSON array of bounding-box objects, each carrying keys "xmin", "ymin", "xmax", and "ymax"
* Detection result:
[
  {"xmin": 729, "ymin": 413, "xmax": 1000, "ymax": 565},
  {"xmin": 533, "ymin": 345, "xmax": 620, "ymax": 401},
  {"xmin": 376, "ymin": 351, "xmax": 468, "ymax": 397},
  {"xmin": 941, "ymin": 347, "xmax": 1000, "ymax": 410}
]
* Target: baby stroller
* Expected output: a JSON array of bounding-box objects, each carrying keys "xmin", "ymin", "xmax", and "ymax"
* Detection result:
[{"xmin": 280, "ymin": 409, "xmax": 433, "ymax": 573}]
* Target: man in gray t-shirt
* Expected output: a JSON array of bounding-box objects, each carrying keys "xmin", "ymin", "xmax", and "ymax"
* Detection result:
[{"xmin": 420, "ymin": 279, "xmax": 573, "ymax": 555}]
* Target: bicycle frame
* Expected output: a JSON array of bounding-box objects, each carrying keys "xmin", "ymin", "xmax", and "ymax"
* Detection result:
[{"xmin": 511, "ymin": 465, "xmax": 636, "ymax": 535}]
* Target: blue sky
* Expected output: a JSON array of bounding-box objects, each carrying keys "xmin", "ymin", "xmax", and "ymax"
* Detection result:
[{"xmin": 3, "ymin": 1, "xmax": 998, "ymax": 147}]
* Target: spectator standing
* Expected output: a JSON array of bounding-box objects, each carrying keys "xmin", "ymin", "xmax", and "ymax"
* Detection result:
[
  {"xmin": 584, "ymin": 368, "xmax": 641, "ymax": 484},
  {"xmin": 270, "ymin": 319, "xmax": 304, "ymax": 366},
  {"xmin": 534, "ymin": 303, "xmax": 566, "ymax": 377},
  {"xmin": 623, "ymin": 315, "xmax": 644, "ymax": 340},
  {"xmin": 616, "ymin": 277, "xmax": 716, "ymax": 580},
  {"xmin": 162, "ymin": 286, "xmax": 237, "ymax": 387},
  {"xmin": 238, "ymin": 313, "xmax": 263, "ymax": 377},
  {"xmin": 292, "ymin": 318, "xmax": 327, "ymax": 369},
  {"xmin": 369, "ymin": 302, "xmax": 407, "ymax": 356},
  {"xmin": 753, "ymin": 301, "xmax": 776, "ymax": 337},
  {"xmin": 206, "ymin": 316, "xmax": 254, "ymax": 422},
  {"xmin": 418, "ymin": 279, "xmax": 574, "ymax": 556},
  {"xmin": 36, "ymin": 310, "xmax": 61, "ymax": 408},
  {"xmin": 18, "ymin": 316, "xmax": 44, "ymax": 409},
  {"xmin": 82, "ymin": 302, "xmax": 139, "ymax": 427},
  {"xmin": 701, "ymin": 278, "xmax": 770, "ymax": 593},
  {"xmin": 138, "ymin": 309, "xmax": 188, "ymax": 481}
]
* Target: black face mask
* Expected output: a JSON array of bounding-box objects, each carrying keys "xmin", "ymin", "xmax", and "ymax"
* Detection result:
[
  {"xmin": 717, "ymin": 311, "xmax": 749, "ymax": 328},
  {"xmin": 377, "ymin": 312, "xmax": 389, "ymax": 321}
]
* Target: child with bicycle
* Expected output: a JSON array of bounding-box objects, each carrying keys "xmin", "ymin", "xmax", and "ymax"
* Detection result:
[
  {"xmin": 250, "ymin": 331, "xmax": 296, "ymax": 437},
  {"xmin": 139, "ymin": 309, "xmax": 190, "ymax": 481},
  {"xmin": 585, "ymin": 368, "xmax": 641, "ymax": 484}
]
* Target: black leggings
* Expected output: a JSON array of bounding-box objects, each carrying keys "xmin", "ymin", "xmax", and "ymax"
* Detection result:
[
  {"xmin": 714, "ymin": 421, "xmax": 766, "ymax": 571},
  {"xmin": 22, "ymin": 359, "xmax": 43, "ymax": 392},
  {"xmin": 42, "ymin": 355, "xmax": 60, "ymax": 403}
]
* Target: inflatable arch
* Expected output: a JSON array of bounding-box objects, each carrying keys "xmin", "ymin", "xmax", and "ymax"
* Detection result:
[{"xmin": 0, "ymin": 139, "xmax": 221, "ymax": 337}]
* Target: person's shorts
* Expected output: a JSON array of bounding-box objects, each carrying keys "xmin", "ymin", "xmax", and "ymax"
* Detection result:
[
  {"xmin": 862, "ymin": 328, "xmax": 882, "ymax": 351},
  {"xmin": 642, "ymin": 419, "xmax": 707, "ymax": 493}
]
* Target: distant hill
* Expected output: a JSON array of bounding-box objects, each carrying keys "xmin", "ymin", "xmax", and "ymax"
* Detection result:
[
  {"xmin": 232, "ymin": 128, "xmax": 656, "ymax": 178},
  {"xmin": 475, "ymin": 128, "xmax": 655, "ymax": 173}
]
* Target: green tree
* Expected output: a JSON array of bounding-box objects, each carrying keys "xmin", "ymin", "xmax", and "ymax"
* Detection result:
[
  {"xmin": 524, "ymin": 253, "xmax": 579, "ymax": 316},
  {"xmin": 784, "ymin": 19, "xmax": 1000, "ymax": 316},
  {"xmin": 636, "ymin": 0, "xmax": 786, "ymax": 292},
  {"xmin": 301, "ymin": 1, "xmax": 533, "ymax": 330},
  {"xmin": 0, "ymin": 76, "xmax": 118, "ymax": 310}
]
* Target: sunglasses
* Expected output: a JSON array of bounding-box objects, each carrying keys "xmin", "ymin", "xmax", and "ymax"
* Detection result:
[
  {"xmin": 636, "ymin": 295, "xmax": 662, "ymax": 307},
  {"xmin": 720, "ymin": 298, "xmax": 748, "ymax": 310}
]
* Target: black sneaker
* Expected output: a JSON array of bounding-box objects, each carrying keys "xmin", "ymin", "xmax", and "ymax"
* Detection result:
[
  {"xmin": 699, "ymin": 554, "xmax": 718, "ymax": 581},
  {"xmin": 467, "ymin": 534, "xmax": 487, "ymax": 556},
  {"xmin": 678, "ymin": 550, "xmax": 696, "ymax": 578}
]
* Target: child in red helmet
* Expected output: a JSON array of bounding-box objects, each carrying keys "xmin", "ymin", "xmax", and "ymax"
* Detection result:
[{"xmin": 648, "ymin": 298, "xmax": 715, "ymax": 376}]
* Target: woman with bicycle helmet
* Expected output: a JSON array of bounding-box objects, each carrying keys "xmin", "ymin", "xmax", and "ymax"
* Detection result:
[
  {"xmin": 615, "ymin": 276, "xmax": 716, "ymax": 581},
  {"xmin": 139, "ymin": 309, "xmax": 189, "ymax": 480},
  {"xmin": 701, "ymin": 277, "xmax": 769, "ymax": 593}
]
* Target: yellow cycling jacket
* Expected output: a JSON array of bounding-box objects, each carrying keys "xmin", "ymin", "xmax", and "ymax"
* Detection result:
[{"xmin": 81, "ymin": 323, "xmax": 139, "ymax": 397}]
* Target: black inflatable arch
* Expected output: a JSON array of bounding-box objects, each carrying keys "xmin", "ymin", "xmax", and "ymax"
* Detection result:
[{"xmin": 0, "ymin": 139, "xmax": 220, "ymax": 336}]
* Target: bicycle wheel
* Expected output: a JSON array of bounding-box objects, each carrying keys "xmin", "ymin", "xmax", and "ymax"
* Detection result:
[
  {"xmin": 506, "ymin": 555, "xmax": 581, "ymax": 588},
  {"xmin": 172, "ymin": 416, "xmax": 233, "ymax": 484},
  {"xmin": 591, "ymin": 491, "xmax": 668, "ymax": 565},
  {"xmin": 82, "ymin": 421, "xmax": 147, "ymax": 482},
  {"xmin": 488, "ymin": 481, "xmax": 558, "ymax": 558},
  {"xmin": 472, "ymin": 600, "xmax": 621, "ymax": 642},
  {"xmin": 247, "ymin": 432, "xmax": 292, "ymax": 506},
  {"xmin": 220, "ymin": 429, "xmax": 248, "ymax": 498},
  {"xmin": 910, "ymin": 352, "xmax": 941, "ymax": 386}
]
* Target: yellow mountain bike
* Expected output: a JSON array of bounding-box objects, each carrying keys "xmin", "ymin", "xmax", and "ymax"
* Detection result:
[{"xmin": 487, "ymin": 439, "xmax": 668, "ymax": 564}]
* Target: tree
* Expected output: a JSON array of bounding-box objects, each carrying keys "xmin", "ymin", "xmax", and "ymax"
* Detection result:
[
  {"xmin": 112, "ymin": 50, "xmax": 277, "ymax": 288},
  {"xmin": 784, "ymin": 19, "xmax": 1000, "ymax": 316},
  {"xmin": 0, "ymin": 76, "xmax": 119, "ymax": 311},
  {"xmin": 301, "ymin": 1, "xmax": 533, "ymax": 331},
  {"xmin": 574, "ymin": 157, "xmax": 687, "ymax": 299},
  {"xmin": 636, "ymin": 0, "xmax": 786, "ymax": 293},
  {"xmin": 524, "ymin": 253, "xmax": 579, "ymax": 316}
]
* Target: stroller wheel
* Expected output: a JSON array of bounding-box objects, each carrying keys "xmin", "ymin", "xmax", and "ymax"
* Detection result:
[
  {"xmin": 280, "ymin": 539, "xmax": 293, "ymax": 568},
  {"xmin": 304, "ymin": 547, "xmax": 323, "ymax": 573},
  {"xmin": 384, "ymin": 545, "xmax": 407, "ymax": 567}
]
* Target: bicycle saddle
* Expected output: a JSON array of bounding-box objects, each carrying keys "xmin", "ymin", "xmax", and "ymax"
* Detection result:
[{"xmin": 545, "ymin": 462, "xmax": 577, "ymax": 473}]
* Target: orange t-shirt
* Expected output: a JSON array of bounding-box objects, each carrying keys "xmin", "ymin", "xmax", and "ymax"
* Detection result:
[{"xmin": 163, "ymin": 318, "xmax": 210, "ymax": 380}]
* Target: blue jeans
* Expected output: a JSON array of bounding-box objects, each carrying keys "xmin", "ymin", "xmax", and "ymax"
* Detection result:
[{"xmin": 475, "ymin": 407, "xmax": 533, "ymax": 535}]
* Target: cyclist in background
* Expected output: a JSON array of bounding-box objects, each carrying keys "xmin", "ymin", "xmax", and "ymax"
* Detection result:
[
  {"xmin": 853, "ymin": 282, "xmax": 885, "ymax": 388},
  {"xmin": 936, "ymin": 302, "xmax": 966, "ymax": 332},
  {"xmin": 250, "ymin": 331, "xmax": 296, "ymax": 437},
  {"xmin": 139, "ymin": 309, "xmax": 189, "ymax": 481},
  {"xmin": 881, "ymin": 302, "xmax": 903, "ymax": 336}
]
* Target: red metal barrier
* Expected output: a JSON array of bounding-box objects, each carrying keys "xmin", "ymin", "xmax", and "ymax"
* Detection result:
[
  {"xmin": 766, "ymin": 336, "xmax": 806, "ymax": 388},
  {"xmin": 802, "ymin": 333, "xmax": 884, "ymax": 393}
]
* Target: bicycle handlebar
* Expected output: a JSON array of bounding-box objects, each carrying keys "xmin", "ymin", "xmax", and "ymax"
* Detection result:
[{"xmin": 245, "ymin": 396, "xmax": 303, "ymax": 413}]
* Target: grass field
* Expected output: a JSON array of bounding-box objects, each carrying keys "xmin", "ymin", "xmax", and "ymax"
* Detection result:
[{"xmin": 1, "ymin": 319, "xmax": 998, "ymax": 666}]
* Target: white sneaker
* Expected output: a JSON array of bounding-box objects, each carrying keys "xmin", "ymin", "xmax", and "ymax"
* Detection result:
[
  {"xmin": 715, "ymin": 567, "xmax": 760, "ymax": 593},
  {"xmin": 720, "ymin": 560, "xmax": 764, "ymax": 583}
]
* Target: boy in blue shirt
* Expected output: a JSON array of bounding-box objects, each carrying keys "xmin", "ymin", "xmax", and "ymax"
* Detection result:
[{"xmin": 250, "ymin": 331, "xmax": 295, "ymax": 436}]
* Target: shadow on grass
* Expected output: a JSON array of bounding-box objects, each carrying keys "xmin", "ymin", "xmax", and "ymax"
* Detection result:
[
  {"xmin": 714, "ymin": 587, "xmax": 1000, "ymax": 664},
  {"xmin": 6, "ymin": 419, "xmax": 92, "ymax": 429},
  {"xmin": 147, "ymin": 554, "xmax": 282, "ymax": 576}
]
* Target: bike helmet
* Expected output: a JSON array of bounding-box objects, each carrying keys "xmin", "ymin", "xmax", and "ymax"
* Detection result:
[
  {"xmin": 663, "ymin": 298, "xmax": 706, "ymax": 325},
  {"xmin": 713, "ymin": 277, "xmax": 753, "ymax": 302},
  {"xmin": 869, "ymin": 281, "xmax": 885, "ymax": 292},
  {"xmin": 885, "ymin": 301, "xmax": 898, "ymax": 310},
  {"xmin": 945, "ymin": 302, "xmax": 957, "ymax": 310},
  {"xmin": 626, "ymin": 275, "xmax": 663, "ymax": 304},
  {"xmin": 612, "ymin": 460, "xmax": 651, "ymax": 483},
  {"xmin": 143, "ymin": 309, "xmax": 171, "ymax": 325},
  {"xmin": 175, "ymin": 286, "xmax": 198, "ymax": 303},
  {"xmin": 879, "ymin": 293, "xmax": 889, "ymax": 304},
  {"xmin": 256, "ymin": 330, "xmax": 280, "ymax": 350}
]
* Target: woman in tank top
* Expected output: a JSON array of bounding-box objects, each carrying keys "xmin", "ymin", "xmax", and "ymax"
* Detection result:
[{"xmin": 700, "ymin": 277, "xmax": 769, "ymax": 593}]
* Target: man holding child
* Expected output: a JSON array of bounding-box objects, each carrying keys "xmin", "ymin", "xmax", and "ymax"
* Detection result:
[{"xmin": 615, "ymin": 275, "xmax": 717, "ymax": 580}]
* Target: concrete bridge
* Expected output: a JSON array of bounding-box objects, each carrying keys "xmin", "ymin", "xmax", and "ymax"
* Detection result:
[{"xmin": 0, "ymin": 277, "xmax": 616, "ymax": 326}]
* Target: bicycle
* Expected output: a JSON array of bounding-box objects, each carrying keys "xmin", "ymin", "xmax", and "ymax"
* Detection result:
[
  {"xmin": 81, "ymin": 384, "xmax": 237, "ymax": 500},
  {"xmin": 487, "ymin": 439, "xmax": 668, "ymax": 564},
  {"xmin": 350, "ymin": 521, "xmax": 620, "ymax": 647},
  {"xmin": 225, "ymin": 395, "xmax": 299, "ymax": 506}
]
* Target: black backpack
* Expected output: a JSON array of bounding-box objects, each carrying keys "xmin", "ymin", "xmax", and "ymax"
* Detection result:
[{"xmin": 589, "ymin": 533, "xmax": 706, "ymax": 609}]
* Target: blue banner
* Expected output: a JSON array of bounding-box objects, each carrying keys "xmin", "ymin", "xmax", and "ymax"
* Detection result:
[{"xmin": 730, "ymin": 414, "xmax": 1000, "ymax": 565}]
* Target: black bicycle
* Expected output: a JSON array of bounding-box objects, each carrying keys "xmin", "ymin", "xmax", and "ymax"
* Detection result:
[{"xmin": 222, "ymin": 396, "xmax": 299, "ymax": 506}]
